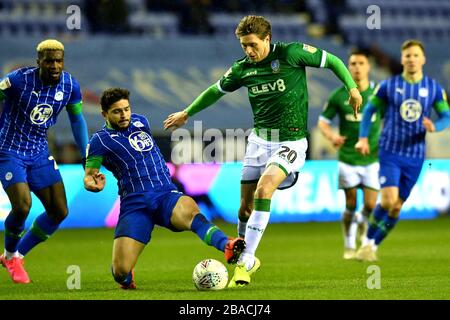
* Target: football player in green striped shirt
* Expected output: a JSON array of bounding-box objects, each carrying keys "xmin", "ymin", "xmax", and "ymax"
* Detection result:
[
  {"xmin": 318, "ymin": 50, "xmax": 381, "ymax": 260},
  {"xmin": 164, "ymin": 15, "xmax": 362, "ymax": 287}
]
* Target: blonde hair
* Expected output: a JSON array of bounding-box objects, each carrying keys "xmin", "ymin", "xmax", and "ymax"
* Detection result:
[
  {"xmin": 36, "ymin": 39, "xmax": 64, "ymax": 54},
  {"xmin": 401, "ymin": 39, "xmax": 425, "ymax": 55}
]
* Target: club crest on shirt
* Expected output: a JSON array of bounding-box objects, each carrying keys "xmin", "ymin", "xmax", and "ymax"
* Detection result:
[
  {"xmin": 30, "ymin": 103, "xmax": 53, "ymax": 125},
  {"xmin": 54, "ymin": 91, "xmax": 64, "ymax": 101},
  {"xmin": 271, "ymin": 59, "xmax": 280, "ymax": 73},
  {"xmin": 129, "ymin": 131, "xmax": 153, "ymax": 152},
  {"xmin": 400, "ymin": 99, "xmax": 422, "ymax": 122}
]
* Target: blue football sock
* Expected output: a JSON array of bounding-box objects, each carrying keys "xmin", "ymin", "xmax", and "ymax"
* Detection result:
[
  {"xmin": 367, "ymin": 204, "xmax": 388, "ymax": 240},
  {"xmin": 17, "ymin": 212, "xmax": 61, "ymax": 256},
  {"xmin": 374, "ymin": 215, "xmax": 399, "ymax": 245},
  {"xmin": 111, "ymin": 266, "xmax": 133, "ymax": 286},
  {"xmin": 190, "ymin": 214, "xmax": 228, "ymax": 252},
  {"xmin": 4, "ymin": 212, "xmax": 26, "ymax": 253}
]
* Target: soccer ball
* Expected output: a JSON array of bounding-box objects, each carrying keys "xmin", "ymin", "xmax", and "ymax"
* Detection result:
[{"xmin": 192, "ymin": 258, "xmax": 228, "ymax": 290}]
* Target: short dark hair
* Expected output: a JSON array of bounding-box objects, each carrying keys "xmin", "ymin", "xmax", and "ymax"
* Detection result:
[
  {"xmin": 401, "ymin": 39, "xmax": 425, "ymax": 54},
  {"xmin": 100, "ymin": 88, "xmax": 130, "ymax": 112},
  {"xmin": 349, "ymin": 48, "xmax": 370, "ymax": 59},
  {"xmin": 235, "ymin": 15, "xmax": 271, "ymax": 40}
]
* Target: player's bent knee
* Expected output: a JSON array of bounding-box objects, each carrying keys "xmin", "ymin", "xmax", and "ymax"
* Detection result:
[
  {"xmin": 254, "ymin": 184, "xmax": 275, "ymax": 199},
  {"xmin": 12, "ymin": 202, "xmax": 32, "ymax": 218},
  {"xmin": 47, "ymin": 206, "xmax": 68, "ymax": 224}
]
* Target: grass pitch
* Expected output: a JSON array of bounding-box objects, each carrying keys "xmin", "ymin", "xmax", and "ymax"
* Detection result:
[{"xmin": 0, "ymin": 217, "xmax": 449, "ymax": 300}]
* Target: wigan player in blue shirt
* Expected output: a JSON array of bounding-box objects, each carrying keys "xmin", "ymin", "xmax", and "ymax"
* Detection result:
[
  {"xmin": 84, "ymin": 88, "xmax": 245, "ymax": 289},
  {"xmin": 355, "ymin": 40, "xmax": 450, "ymax": 261},
  {"xmin": 0, "ymin": 39, "xmax": 89, "ymax": 283}
]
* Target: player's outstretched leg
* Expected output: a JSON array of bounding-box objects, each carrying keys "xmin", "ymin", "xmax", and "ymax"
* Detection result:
[{"xmin": 190, "ymin": 213, "xmax": 245, "ymax": 264}]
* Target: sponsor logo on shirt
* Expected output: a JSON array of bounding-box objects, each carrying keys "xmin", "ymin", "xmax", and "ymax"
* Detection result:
[
  {"xmin": 400, "ymin": 99, "xmax": 422, "ymax": 122},
  {"xmin": 30, "ymin": 104, "xmax": 53, "ymax": 125},
  {"xmin": 129, "ymin": 131, "xmax": 154, "ymax": 152},
  {"xmin": 5, "ymin": 172, "xmax": 12, "ymax": 181},
  {"xmin": 250, "ymin": 79, "xmax": 286, "ymax": 94}
]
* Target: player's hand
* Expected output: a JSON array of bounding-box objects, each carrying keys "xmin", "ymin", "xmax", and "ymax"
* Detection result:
[
  {"xmin": 348, "ymin": 88, "xmax": 362, "ymax": 119},
  {"xmin": 422, "ymin": 117, "xmax": 435, "ymax": 132},
  {"xmin": 163, "ymin": 111, "xmax": 188, "ymax": 130},
  {"xmin": 355, "ymin": 137, "xmax": 370, "ymax": 156},
  {"xmin": 84, "ymin": 172, "xmax": 106, "ymax": 192},
  {"xmin": 331, "ymin": 134, "xmax": 346, "ymax": 149}
]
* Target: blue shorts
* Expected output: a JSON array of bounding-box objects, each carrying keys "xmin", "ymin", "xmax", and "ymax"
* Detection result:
[
  {"xmin": 115, "ymin": 189, "xmax": 184, "ymax": 244},
  {"xmin": 0, "ymin": 151, "xmax": 63, "ymax": 192},
  {"xmin": 378, "ymin": 151, "xmax": 424, "ymax": 201}
]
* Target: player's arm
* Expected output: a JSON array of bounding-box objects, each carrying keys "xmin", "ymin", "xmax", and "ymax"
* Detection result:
[
  {"xmin": 288, "ymin": 43, "xmax": 361, "ymax": 117},
  {"xmin": 324, "ymin": 54, "xmax": 362, "ymax": 117},
  {"xmin": 164, "ymin": 63, "xmax": 242, "ymax": 130},
  {"xmin": 67, "ymin": 102, "xmax": 89, "ymax": 160},
  {"xmin": 163, "ymin": 84, "xmax": 225, "ymax": 130},
  {"xmin": 84, "ymin": 155, "xmax": 106, "ymax": 192},
  {"xmin": 318, "ymin": 97, "xmax": 346, "ymax": 149},
  {"xmin": 355, "ymin": 96, "xmax": 385, "ymax": 155},
  {"xmin": 423, "ymin": 89, "xmax": 450, "ymax": 132}
]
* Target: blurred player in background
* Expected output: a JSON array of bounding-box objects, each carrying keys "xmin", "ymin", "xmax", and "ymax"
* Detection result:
[
  {"xmin": 355, "ymin": 40, "xmax": 450, "ymax": 261},
  {"xmin": 0, "ymin": 39, "xmax": 88, "ymax": 283},
  {"xmin": 164, "ymin": 15, "xmax": 362, "ymax": 287},
  {"xmin": 318, "ymin": 50, "xmax": 381, "ymax": 260},
  {"xmin": 84, "ymin": 88, "xmax": 245, "ymax": 290}
]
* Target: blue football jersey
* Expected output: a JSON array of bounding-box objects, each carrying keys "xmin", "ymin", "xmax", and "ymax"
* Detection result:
[
  {"xmin": 374, "ymin": 75, "xmax": 446, "ymax": 159},
  {"xmin": 0, "ymin": 67, "xmax": 82, "ymax": 157},
  {"xmin": 87, "ymin": 114, "xmax": 175, "ymax": 197}
]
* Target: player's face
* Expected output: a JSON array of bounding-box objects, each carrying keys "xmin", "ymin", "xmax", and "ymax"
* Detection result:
[
  {"xmin": 37, "ymin": 50, "xmax": 64, "ymax": 84},
  {"xmin": 348, "ymin": 54, "xmax": 370, "ymax": 82},
  {"xmin": 103, "ymin": 99, "xmax": 131, "ymax": 130},
  {"xmin": 401, "ymin": 46, "xmax": 426, "ymax": 75},
  {"xmin": 239, "ymin": 34, "xmax": 270, "ymax": 63}
]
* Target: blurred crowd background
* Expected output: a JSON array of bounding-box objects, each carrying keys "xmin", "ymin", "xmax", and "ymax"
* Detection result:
[{"xmin": 0, "ymin": 0, "xmax": 449, "ymax": 165}]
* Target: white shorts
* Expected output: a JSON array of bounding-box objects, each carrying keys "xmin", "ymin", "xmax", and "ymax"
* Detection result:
[
  {"xmin": 241, "ymin": 131, "xmax": 308, "ymax": 189},
  {"xmin": 338, "ymin": 161, "xmax": 380, "ymax": 190}
]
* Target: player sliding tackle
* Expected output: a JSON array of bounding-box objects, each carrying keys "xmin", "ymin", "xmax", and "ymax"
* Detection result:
[
  {"xmin": 84, "ymin": 88, "xmax": 245, "ymax": 289},
  {"xmin": 164, "ymin": 15, "xmax": 362, "ymax": 287}
]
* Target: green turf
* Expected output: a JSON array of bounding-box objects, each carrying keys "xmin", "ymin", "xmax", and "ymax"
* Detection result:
[{"xmin": 0, "ymin": 217, "xmax": 449, "ymax": 300}]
